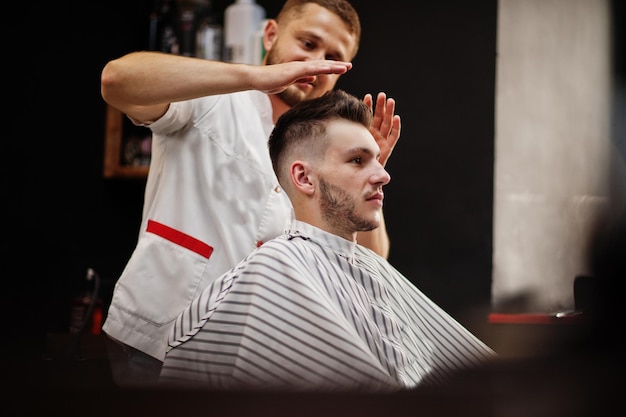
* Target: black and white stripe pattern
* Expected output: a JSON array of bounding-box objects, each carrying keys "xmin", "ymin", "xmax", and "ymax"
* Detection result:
[{"xmin": 160, "ymin": 221, "xmax": 496, "ymax": 391}]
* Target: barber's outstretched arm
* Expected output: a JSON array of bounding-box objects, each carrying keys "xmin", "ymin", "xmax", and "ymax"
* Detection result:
[
  {"xmin": 357, "ymin": 212, "xmax": 390, "ymax": 259},
  {"xmin": 100, "ymin": 51, "xmax": 352, "ymax": 124},
  {"xmin": 357, "ymin": 92, "xmax": 401, "ymax": 259}
]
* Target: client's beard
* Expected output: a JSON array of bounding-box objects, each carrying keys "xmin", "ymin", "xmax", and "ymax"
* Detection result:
[{"xmin": 319, "ymin": 177, "xmax": 378, "ymax": 234}]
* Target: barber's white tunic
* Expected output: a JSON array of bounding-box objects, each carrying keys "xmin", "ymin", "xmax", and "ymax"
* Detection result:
[
  {"xmin": 103, "ymin": 91, "xmax": 293, "ymax": 361},
  {"xmin": 160, "ymin": 221, "xmax": 497, "ymax": 391}
]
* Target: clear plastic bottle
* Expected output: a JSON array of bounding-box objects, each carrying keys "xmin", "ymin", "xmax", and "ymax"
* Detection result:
[
  {"xmin": 197, "ymin": 20, "xmax": 223, "ymax": 60},
  {"xmin": 196, "ymin": 3, "xmax": 223, "ymax": 61},
  {"xmin": 224, "ymin": 0, "xmax": 265, "ymax": 64},
  {"xmin": 252, "ymin": 19, "xmax": 270, "ymax": 65}
]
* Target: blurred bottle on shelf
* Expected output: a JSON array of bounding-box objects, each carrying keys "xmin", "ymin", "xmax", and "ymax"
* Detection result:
[
  {"xmin": 69, "ymin": 268, "xmax": 103, "ymax": 336},
  {"xmin": 179, "ymin": 8, "xmax": 197, "ymax": 56},
  {"xmin": 195, "ymin": 0, "xmax": 223, "ymax": 60},
  {"xmin": 148, "ymin": 0, "xmax": 181, "ymax": 54},
  {"xmin": 224, "ymin": 0, "xmax": 265, "ymax": 64},
  {"xmin": 252, "ymin": 19, "xmax": 269, "ymax": 65},
  {"xmin": 148, "ymin": 0, "xmax": 222, "ymax": 59}
]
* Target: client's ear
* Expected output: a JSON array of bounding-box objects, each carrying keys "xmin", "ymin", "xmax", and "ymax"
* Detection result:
[{"xmin": 290, "ymin": 161, "xmax": 315, "ymax": 196}]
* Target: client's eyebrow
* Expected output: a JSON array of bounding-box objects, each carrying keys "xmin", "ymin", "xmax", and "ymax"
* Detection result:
[{"xmin": 345, "ymin": 146, "xmax": 380, "ymax": 160}]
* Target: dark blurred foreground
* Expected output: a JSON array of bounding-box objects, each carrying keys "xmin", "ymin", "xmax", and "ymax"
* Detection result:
[{"xmin": 6, "ymin": 212, "xmax": 624, "ymax": 417}]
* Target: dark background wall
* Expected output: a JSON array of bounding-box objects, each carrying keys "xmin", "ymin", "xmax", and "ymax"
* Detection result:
[{"xmin": 6, "ymin": 0, "xmax": 498, "ymax": 360}]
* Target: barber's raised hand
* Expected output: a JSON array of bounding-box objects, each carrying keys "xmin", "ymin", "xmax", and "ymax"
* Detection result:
[
  {"xmin": 364, "ymin": 92, "xmax": 401, "ymax": 167},
  {"xmin": 254, "ymin": 60, "xmax": 352, "ymax": 94}
]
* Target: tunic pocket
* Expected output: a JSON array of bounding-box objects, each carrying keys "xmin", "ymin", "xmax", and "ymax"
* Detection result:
[{"xmin": 113, "ymin": 220, "xmax": 213, "ymax": 326}]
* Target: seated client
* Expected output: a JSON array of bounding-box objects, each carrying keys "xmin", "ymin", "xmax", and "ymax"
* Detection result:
[{"xmin": 159, "ymin": 89, "xmax": 497, "ymax": 391}]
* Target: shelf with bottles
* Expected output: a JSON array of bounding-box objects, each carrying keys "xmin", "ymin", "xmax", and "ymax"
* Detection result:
[
  {"xmin": 151, "ymin": 0, "xmax": 225, "ymax": 59},
  {"xmin": 102, "ymin": 0, "xmax": 267, "ymax": 179}
]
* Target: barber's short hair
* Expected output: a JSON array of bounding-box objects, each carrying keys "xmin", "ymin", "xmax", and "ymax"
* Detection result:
[
  {"xmin": 269, "ymin": 89, "xmax": 372, "ymax": 185},
  {"xmin": 276, "ymin": 0, "xmax": 361, "ymax": 58}
]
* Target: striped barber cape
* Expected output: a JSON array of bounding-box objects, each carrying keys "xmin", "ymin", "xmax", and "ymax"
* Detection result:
[{"xmin": 160, "ymin": 220, "xmax": 497, "ymax": 392}]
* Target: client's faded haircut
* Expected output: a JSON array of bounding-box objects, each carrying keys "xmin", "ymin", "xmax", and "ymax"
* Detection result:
[{"xmin": 269, "ymin": 89, "xmax": 372, "ymax": 185}]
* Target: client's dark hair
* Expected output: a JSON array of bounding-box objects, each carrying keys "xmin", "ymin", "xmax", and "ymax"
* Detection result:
[{"xmin": 269, "ymin": 89, "xmax": 372, "ymax": 184}]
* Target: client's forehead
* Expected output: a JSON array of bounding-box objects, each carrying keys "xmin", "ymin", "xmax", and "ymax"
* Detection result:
[{"xmin": 325, "ymin": 119, "xmax": 376, "ymax": 149}]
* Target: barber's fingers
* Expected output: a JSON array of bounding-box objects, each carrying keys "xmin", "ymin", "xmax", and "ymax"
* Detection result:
[
  {"xmin": 258, "ymin": 61, "xmax": 352, "ymax": 94},
  {"xmin": 365, "ymin": 92, "xmax": 401, "ymax": 166}
]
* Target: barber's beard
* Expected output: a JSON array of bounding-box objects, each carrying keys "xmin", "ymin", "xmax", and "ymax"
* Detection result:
[
  {"xmin": 278, "ymin": 86, "xmax": 306, "ymax": 107},
  {"xmin": 319, "ymin": 177, "xmax": 378, "ymax": 234},
  {"xmin": 265, "ymin": 48, "xmax": 309, "ymax": 107}
]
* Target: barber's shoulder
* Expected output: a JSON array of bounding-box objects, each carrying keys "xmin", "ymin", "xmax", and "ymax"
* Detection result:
[{"xmin": 146, "ymin": 100, "xmax": 196, "ymax": 134}]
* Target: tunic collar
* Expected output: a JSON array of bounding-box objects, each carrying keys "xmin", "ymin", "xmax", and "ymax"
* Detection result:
[{"xmin": 286, "ymin": 220, "xmax": 357, "ymax": 261}]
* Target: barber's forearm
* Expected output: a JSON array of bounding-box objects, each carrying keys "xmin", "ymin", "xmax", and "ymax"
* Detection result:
[
  {"xmin": 100, "ymin": 51, "xmax": 252, "ymax": 120},
  {"xmin": 357, "ymin": 216, "xmax": 390, "ymax": 259}
]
